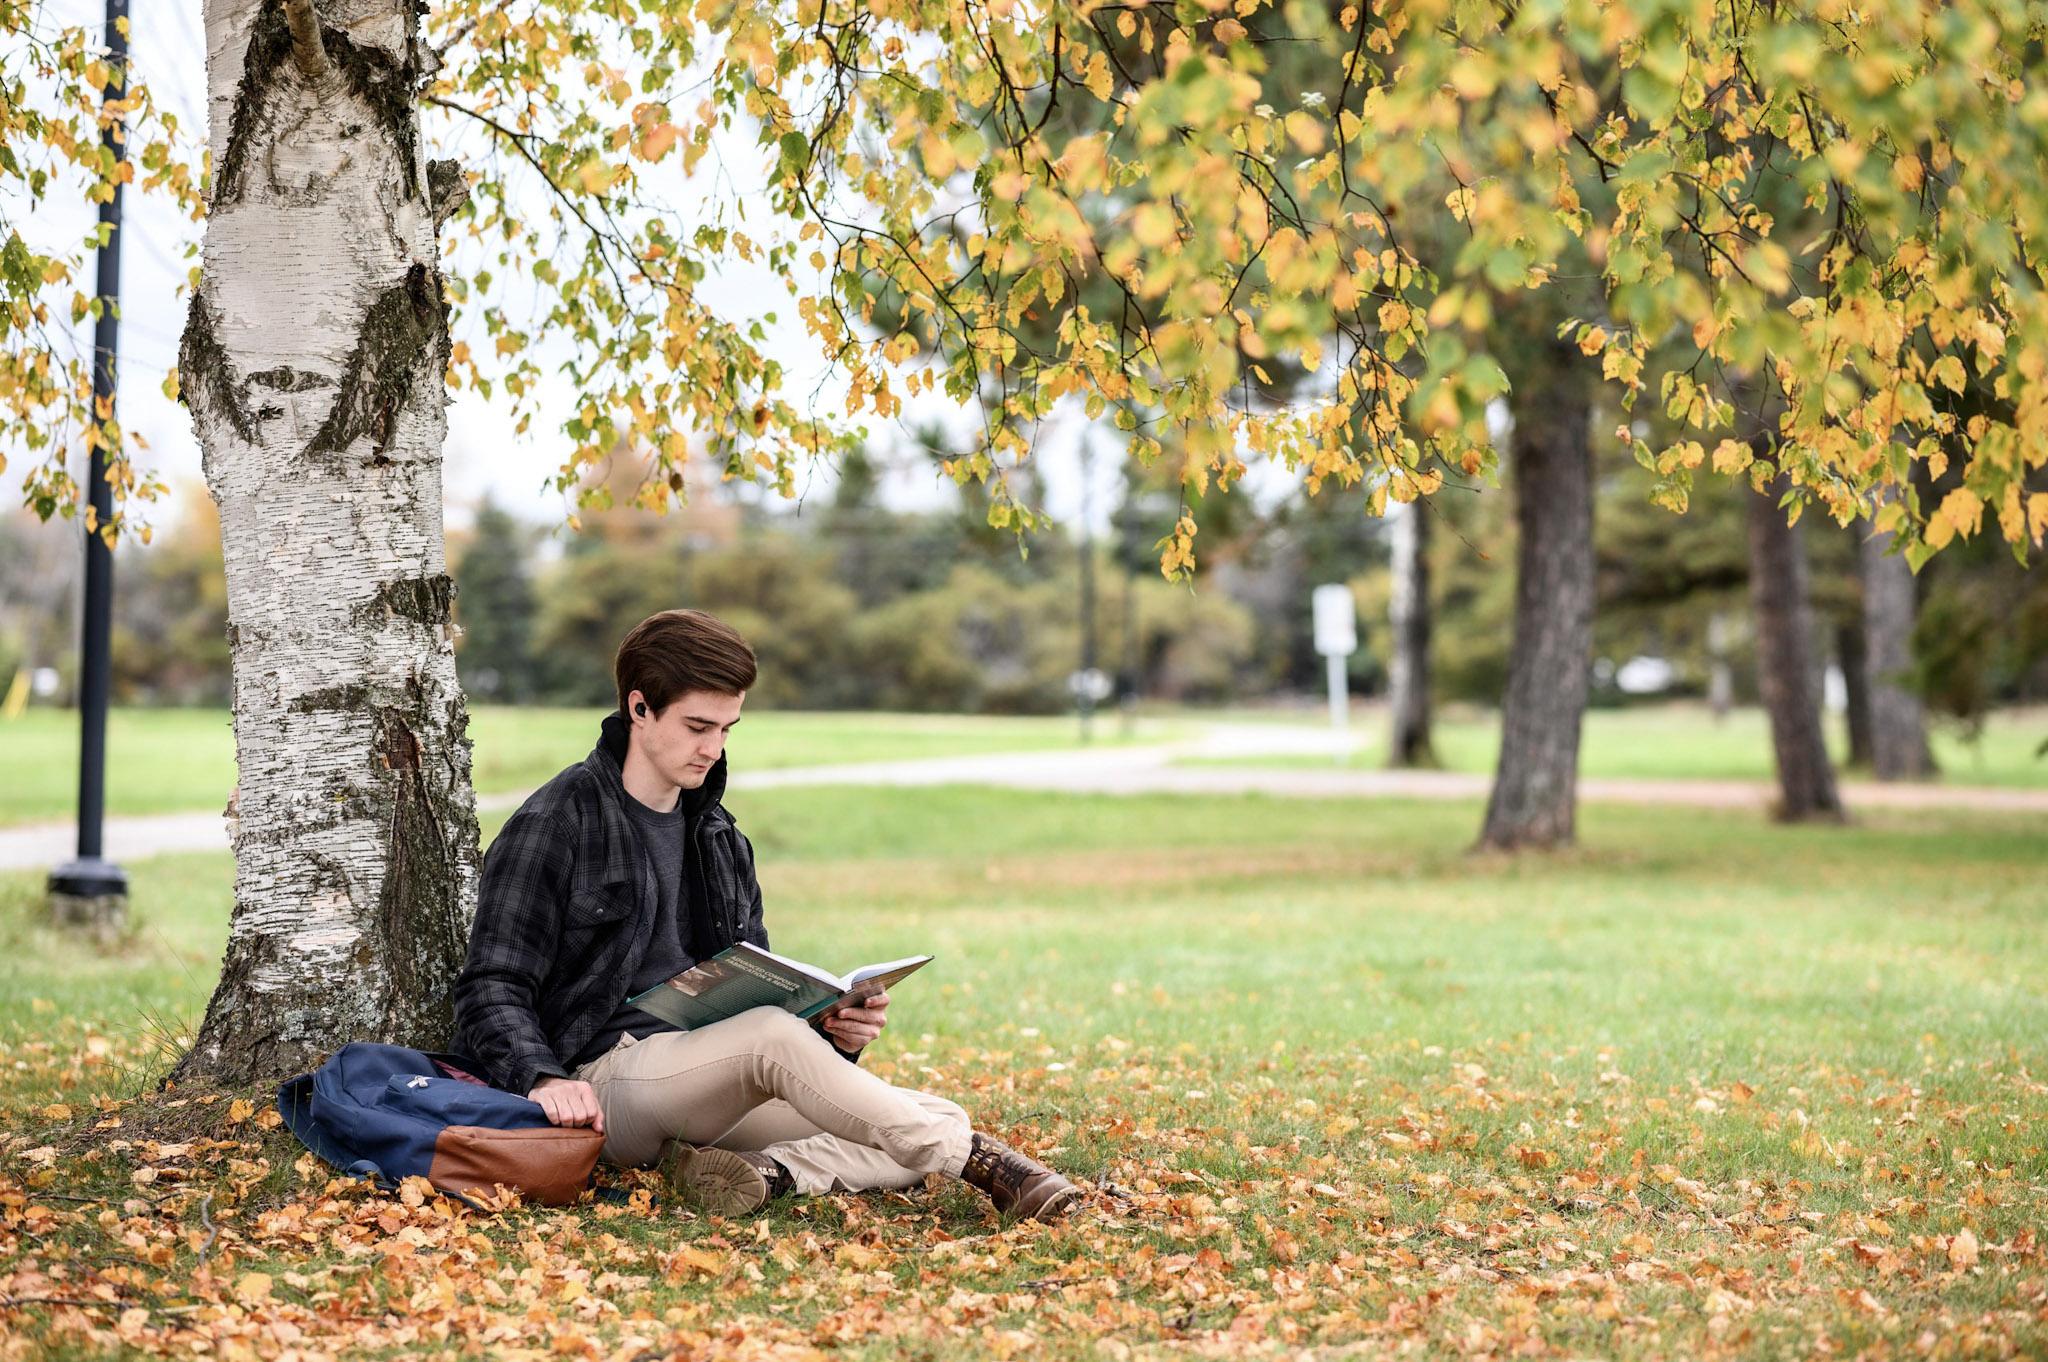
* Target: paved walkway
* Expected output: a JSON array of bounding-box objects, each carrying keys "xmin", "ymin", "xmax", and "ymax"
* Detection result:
[{"xmin": 4, "ymin": 724, "xmax": 2042, "ymax": 872}]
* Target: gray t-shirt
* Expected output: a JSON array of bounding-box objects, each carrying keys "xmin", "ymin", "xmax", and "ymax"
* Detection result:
[{"xmin": 570, "ymin": 791, "xmax": 694, "ymax": 1068}]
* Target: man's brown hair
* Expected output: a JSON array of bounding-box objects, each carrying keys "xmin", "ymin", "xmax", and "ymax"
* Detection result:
[{"xmin": 614, "ymin": 609, "xmax": 758, "ymax": 716}]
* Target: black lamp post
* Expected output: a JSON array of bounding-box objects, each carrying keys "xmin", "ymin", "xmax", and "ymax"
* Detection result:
[{"xmin": 48, "ymin": 0, "xmax": 131, "ymax": 929}]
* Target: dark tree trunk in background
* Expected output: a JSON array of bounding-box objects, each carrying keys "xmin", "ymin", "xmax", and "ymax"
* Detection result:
[
  {"xmin": 1479, "ymin": 344, "xmax": 1594, "ymax": 851},
  {"xmin": 1838, "ymin": 619, "xmax": 1872, "ymax": 767},
  {"xmin": 1386, "ymin": 500, "xmax": 1436, "ymax": 768},
  {"xmin": 1746, "ymin": 464, "xmax": 1845, "ymax": 821},
  {"xmin": 1860, "ymin": 512, "xmax": 1936, "ymax": 780}
]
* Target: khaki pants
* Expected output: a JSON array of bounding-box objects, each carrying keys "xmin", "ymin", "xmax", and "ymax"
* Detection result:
[{"xmin": 571, "ymin": 1005, "xmax": 974, "ymax": 1195}]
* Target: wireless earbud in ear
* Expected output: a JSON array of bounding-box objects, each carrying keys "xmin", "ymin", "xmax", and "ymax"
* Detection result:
[{"xmin": 635, "ymin": 702, "xmax": 648, "ymax": 717}]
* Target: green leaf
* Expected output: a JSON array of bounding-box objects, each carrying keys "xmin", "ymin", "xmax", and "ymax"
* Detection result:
[{"xmin": 778, "ymin": 130, "xmax": 807, "ymax": 178}]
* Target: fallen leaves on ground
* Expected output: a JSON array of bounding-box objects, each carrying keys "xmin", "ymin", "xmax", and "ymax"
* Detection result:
[{"xmin": 2, "ymin": 1032, "xmax": 2044, "ymax": 1360}]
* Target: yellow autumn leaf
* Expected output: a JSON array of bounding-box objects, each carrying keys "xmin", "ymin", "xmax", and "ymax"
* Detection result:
[
  {"xmin": 1131, "ymin": 203, "xmax": 1176, "ymax": 249},
  {"xmin": 575, "ymin": 160, "xmax": 622, "ymax": 194},
  {"xmin": 1083, "ymin": 51, "xmax": 1113, "ymax": 101},
  {"xmin": 1283, "ymin": 111, "xmax": 1325, "ymax": 154},
  {"xmin": 661, "ymin": 1245, "xmax": 726, "ymax": 1281},
  {"xmin": 234, "ymin": 1272, "xmax": 272, "ymax": 1303},
  {"xmin": 1449, "ymin": 55, "xmax": 1497, "ymax": 99},
  {"xmin": 1710, "ymin": 439, "xmax": 1752, "ymax": 475},
  {"xmin": 1935, "ymin": 487, "xmax": 1983, "ymax": 542},
  {"xmin": 1924, "ymin": 509, "xmax": 1955, "ymax": 550},
  {"xmin": 919, "ymin": 129, "xmax": 956, "ymax": 178},
  {"xmin": 639, "ymin": 122, "xmax": 679, "ymax": 161}
]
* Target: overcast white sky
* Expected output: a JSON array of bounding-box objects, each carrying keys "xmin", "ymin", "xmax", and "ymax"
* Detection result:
[{"xmin": 22, "ymin": 1, "xmax": 1304, "ymax": 544}]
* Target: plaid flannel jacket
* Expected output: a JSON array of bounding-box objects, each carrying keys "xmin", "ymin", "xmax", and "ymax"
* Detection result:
[{"xmin": 450, "ymin": 711, "xmax": 776, "ymax": 1096}]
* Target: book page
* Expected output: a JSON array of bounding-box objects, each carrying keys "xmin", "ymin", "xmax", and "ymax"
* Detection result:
[
  {"xmin": 803, "ymin": 955, "xmax": 933, "ymax": 1022},
  {"xmin": 848, "ymin": 955, "xmax": 932, "ymax": 986},
  {"xmin": 740, "ymin": 943, "xmax": 852, "ymax": 992}
]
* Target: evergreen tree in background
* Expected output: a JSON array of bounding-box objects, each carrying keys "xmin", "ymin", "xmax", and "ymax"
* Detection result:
[{"xmin": 454, "ymin": 498, "xmax": 538, "ymax": 703}]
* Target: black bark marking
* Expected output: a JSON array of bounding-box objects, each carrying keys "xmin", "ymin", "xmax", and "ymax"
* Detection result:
[
  {"xmin": 353, "ymin": 573, "xmax": 455, "ymax": 628},
  {"xmin": 427, "ymin": 158, "xmax": 469, "ymax": 225},
  {"xmin": 177, "ymin": 290, "xmax": 256, "ymax": 441},
  {"xmin": 216, "ymin": 0, "xmax": 423, "ymax": 211},
  {"xmin": 374, "ymin": 706, "xmax": 422, "ymax": 771},
  {"xmin": 372, "ymin": 689, "xmax": 467, "ymax": 1039},
  {"xmin": 308, "ymin": 263, "xmax": 443, "ymax": 462},
  {"xmin": 250, "ymin": 367, "xmax": 332, "ymax": 392},
  {"xmin": 214, "ymin": 3, "xmax": 294, "ymax": 208},
  {"xmin": 289, "ymin": 681, "xmax": 372, "ymax": 712}
]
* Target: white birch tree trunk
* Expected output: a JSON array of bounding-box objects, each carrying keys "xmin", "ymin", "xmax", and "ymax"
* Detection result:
[{"xmin": 176, "ymin": 0, "xmax": 479, "ymax": 1082}]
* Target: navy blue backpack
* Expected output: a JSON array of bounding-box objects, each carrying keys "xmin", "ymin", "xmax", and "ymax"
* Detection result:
[{"xmin": 277, "ymin": 1043, "xmax": 607, "ymax": 1207}]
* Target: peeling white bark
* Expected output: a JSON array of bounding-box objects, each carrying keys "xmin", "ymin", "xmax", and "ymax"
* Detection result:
[{"xmin": 179, "ymin": 0, "xmax": 478, "ymax": 1081}]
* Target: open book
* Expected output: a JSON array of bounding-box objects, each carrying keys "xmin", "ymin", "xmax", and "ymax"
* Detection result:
[{"xmin": 627, "ymin": 942, "xmax": 932, "ymax": 1032}]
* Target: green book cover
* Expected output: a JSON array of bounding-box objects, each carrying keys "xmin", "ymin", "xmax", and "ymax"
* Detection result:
[{"xmin": 628, "ymin": 942, "xmax": 932, "ymax": 1031}]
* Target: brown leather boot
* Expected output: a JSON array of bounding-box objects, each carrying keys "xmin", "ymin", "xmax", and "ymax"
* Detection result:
[
  {"xmin": 960, "ymin": 1133, "xmax": 1083, "ymax": 1219},
  {"xmin": 661, "ymin": 1143, "xmax": 794, "ymax": 1216}
]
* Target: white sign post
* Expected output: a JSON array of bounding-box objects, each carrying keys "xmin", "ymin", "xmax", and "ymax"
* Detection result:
[{"xmin": 1312, "ymin": 583, "xmax": 1358, "ymax": 732}]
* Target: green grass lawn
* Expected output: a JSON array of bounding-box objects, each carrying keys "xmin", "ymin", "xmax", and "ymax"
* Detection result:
[
  {"xmin": 0, "ymin": 705, "xmax": 1180, "ymax": 826},
  {"xmin": 6, "ymin": 703, "xmax": 2041, "ymax": 832},
  {"xmin": 1184, "ymin": 703, "xmax": 2048, "ymax": 787},
  {"xmin": 2, "ymin": 788, "xmax": 2043, "ymax": 1357}
]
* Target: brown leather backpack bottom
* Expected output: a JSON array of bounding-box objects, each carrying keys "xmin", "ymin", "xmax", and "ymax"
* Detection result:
[{"xmin": 428, "ymin": 1124, "xmax": 606, "ymax": 1205}]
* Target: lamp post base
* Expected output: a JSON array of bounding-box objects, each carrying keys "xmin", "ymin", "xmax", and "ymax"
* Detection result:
[{"xmin": 49, "ymin": 858, "xmax": 130, "ymax": 944}]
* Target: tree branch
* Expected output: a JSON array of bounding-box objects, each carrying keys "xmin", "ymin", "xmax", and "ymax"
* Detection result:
[{"xmin": 282, "ymin": 0, "xmax": 331, "ymax": 81}]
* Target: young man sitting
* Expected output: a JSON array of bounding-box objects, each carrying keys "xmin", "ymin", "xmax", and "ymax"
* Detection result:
[{"xmin": 451, "ymin": 608, "xmax": 1081, "ymax": 1219}]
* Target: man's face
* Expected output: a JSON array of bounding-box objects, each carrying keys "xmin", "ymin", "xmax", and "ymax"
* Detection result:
[{"xmin": 628, "ymin": 688, "xmax": 745, "ymax": 790}]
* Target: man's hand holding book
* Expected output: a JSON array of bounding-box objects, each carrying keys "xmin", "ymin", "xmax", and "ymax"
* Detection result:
[{"xmin": 817, "ymin": 990, "xmax": 890, "ymax": 1052}]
